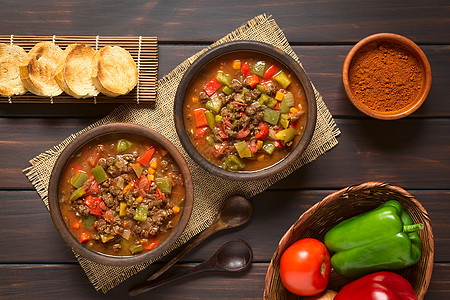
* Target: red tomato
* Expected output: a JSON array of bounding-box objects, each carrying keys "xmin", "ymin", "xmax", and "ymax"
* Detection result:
[{"xmin": 279, "ymin": 238, "xmax": 331, "ymax": 296}]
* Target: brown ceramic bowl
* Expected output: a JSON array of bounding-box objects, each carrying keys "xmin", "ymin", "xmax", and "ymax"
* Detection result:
[
  {"xmin": 174, "ymin": 41, "xmax": 317, "ymax": 181},
  {"xmin": 48, "ymin": 123, "xmax": 194, "ymax": 266},
  {"xmin": 343, "ymin": 33, "xmax": 432, "ymax": 120}
]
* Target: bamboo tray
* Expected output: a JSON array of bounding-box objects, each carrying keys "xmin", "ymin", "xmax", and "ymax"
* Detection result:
[{"xmin": 0, "ymin": 35, "xmax": 157, "ymax": 104}]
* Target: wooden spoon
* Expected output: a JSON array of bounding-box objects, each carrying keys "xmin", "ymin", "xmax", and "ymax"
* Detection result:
[
  {"xmin": 129, "ymin": 239, "xmax": 253, "ymax": 296},
  {"xmin": 146, "ymin": 195, "xmax": 252, "ymax": 281}
]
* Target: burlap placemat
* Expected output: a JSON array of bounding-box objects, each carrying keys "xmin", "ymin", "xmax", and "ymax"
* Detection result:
[{"xmin": 24, "ymin": 14, "xmax": 340, "ymax": 293}]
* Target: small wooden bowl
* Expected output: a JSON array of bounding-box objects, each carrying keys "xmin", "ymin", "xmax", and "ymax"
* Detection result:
[
  {"xmin": 342, "ymin": 33, "xmax": 432, "ymax": 120},
  {"xmin": 48, "ymin": 123, "xmax": 194, "ymax": 266},
  {"xmin": 264, "ymin": 182, "xmax": 434, "ymax": 299},
  {"xmin": 174, "ymin": 41, "xmax": 317, "ymax": 181}
]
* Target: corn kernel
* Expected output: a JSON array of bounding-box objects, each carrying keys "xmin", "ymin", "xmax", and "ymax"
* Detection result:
[
  {"xmin": 257, "ymin": 140, "xmax": 263, "ymax": 150},
  {"xmin": 150, "ymin": 158, "xmax": 158, "ymax": 169},
  {"xmin": 232, "ymin": 60, "xmax": 241, "ymax": 70},
  {"xmin": 275, "ymin": 91, "xmax": 284, "ymax": 101},
  {"xmin": 172, "ymin": 206, "xmax": 180, "ymax": 214},
  {"xmin": 147, "ymin": 174, "xmax": 155, "ymax": 182},
  {"xmin": 136, "ymin": 196, "xmax": 143, "ymax": 203},
  {"xmin": 148, "ymin": 167, "xmax": 155, "ymax": 175},
  {"xmin": 192, "ymin": 97, "xmax": 199, "ymax": 104},
  {"xmin": 257, "ymin": 154, "xmax": 265, "ymax": 162}
]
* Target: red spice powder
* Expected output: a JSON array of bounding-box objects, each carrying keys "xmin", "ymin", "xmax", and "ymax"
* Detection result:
[{"xmin": 348, "ymin": 41, "xmax": 424, "ymax": 112}]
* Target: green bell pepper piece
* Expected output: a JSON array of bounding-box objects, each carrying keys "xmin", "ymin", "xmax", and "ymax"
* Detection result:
[
  {"xmin": 273, "ymin": 71, "xmax": 291, "ymax": 89},
  {"xmin": 134, "ymin": 204, "xmax": 148, "ymax": 222},
  {"xmin": 206, "ymin": 135, "xmax": 215, "ymax": 146},
  {"xmin": 234, "ymin": 141, "xmax": 252, "ymax": 158},
  {"xmin": 92, "ymin": 165, "xmax": 108, "ymax": 183},
  {"xmin": 324, "ymin": 200, "xmax": 424, "ymax": 278},
  {"xmin": 156, "ymin": 177, "xmax": 172, "ymax": 194},
  {"xmin": 70, "ymin": 187, "xmax": 85, "ymax": 202},
  {"xmin": 275, "ymin": 127, "xmax": 296, "ymax": 142},
  {"xmin": 205, "ymin": 94, "xmax": 222, "ymax": 114},
  {"xmin": 83, "ymin": 215, "xmax": 96, "ymax": 230},
  {"xmin": 215, "ymin": 115, "xmax": 223, "ymax": 123},
  {"xmin": 223, "ymin": 155, "xmax": 245, "ymax": 171},
  {"xmin": 205, "ymin": 111, "xmax": 215, "ymax": 129},
  {"xmin": 256, "ymin": 84, "xmax": 265, "ymax": 93},
  {"xmin": 263, "ymin": 108, "xmax": 280, "ymax": 125},
  {"xmin": 258, "ymin": 93, "xmax": 271, "ymax": 105},
  {"xmin": 262, "ymin": 141, "xmax": 275, "ymax": 155},
  {"xmin": 266, "ymin": 98, "xmax": 277, "ymax": 108},
  {"xmin": 70, "ymin": 172, "xmax": 88, "ymax": 188},
  {"xmin": 251, "ymin": 61, "xmax": 266, "ymax": 76},
  {"xmin": 222, "ymin": 86, "xmax": 233, "ymax": 95},
  {"xmin": 129, "ymin": 244, "xmax": 144, "ymax": 254},
  {"xmin": 216, "ymin": 71, "xmax": 232, "ymax": 86},
  {"xmin": 117, "ymin": 139, "xmax": 133, "ymax": 153}
]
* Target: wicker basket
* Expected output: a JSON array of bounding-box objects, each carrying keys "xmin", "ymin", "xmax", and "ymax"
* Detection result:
[{"xmin": 264, "ymin": 182, "xmax": 434, "ymax": 300}]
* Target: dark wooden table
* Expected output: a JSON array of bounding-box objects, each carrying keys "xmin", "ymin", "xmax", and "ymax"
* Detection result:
[{"xmin": 0, "ymin": 1, "xmax": 449, "ymax": 299}]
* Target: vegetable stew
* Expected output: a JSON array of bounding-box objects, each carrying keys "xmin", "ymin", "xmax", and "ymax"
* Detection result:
[
  {"xmin": 183, "ymin": 52, "xmax": 308, "ymax": 171},
  {"xmin": 58, "ymin": 134, "xmax": 185, "ymax": 256}
]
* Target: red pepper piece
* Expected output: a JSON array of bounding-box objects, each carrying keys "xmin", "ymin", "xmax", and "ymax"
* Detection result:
[
  {"xmin": 193, "ymin": 108, "xmax": 209, "ymax": 128},
  {"xmin": 73, "ymin": 164, "xmax": 84, "ymax": 174},
  {"xmin": 264, "ymin": 64, "xmax": 278, "ymax": 79},
  {"xmin": 211, "ymin": 143, "xmax": 227, "ymax": 158},
  {"xmin": 194, "ymin": 126, "xmax": 208, "ymax": 140},
  {"xmin": 145, "ymin": 240, "xmax": 160, "ymax": 251},
  {"xmin": 203, "ymin": 78, "xmax": 222, "ymax": 96},
  {"xmin": 254, "ymin": 122, "xmax": 269, "ymax": 139},
  {"xmin": 84, "ymin": 178, "xmax": 100, "ymax": 196},
  {"xmin": 247, "ymin": 74, "xmax": 259, "ymax": 89},
  {"xmin": 87, "ymin": 147, "xmax": 102, "ymax": 167},
  {"xmin": 80, "ymin": 232, "xmax": 90, "ymax": 243},
  {"xmin": 84, "ymin": 195, "xmax": 103, "ymax": 216},
  {"xmin": 247, "ymin": 140, "xmax": 258, "ymax": 153},
  {"xmin": 137, "ymin": 146, "xmax": 155, "ymax": 166},
  {"xmin": 334, "ymin": 271, "xmax": 417, "ymax": 300},
  {"xmin": 274, "ymin": 140, "xmax": 284, "ymax": 148},
  {"xmin": 236, "ymin": 128, "xmax": 250, "ymax": 139},
  {"xmin": 241, "ymin": 62, "xmax": 251, "ymax": 76},
  {"xmin": 274, "ymin": 101, "xmax": 280, "ymax": 110},
  {"xmin": 136, "ymin": 175, "xmax": 151, "ymax": 195}
]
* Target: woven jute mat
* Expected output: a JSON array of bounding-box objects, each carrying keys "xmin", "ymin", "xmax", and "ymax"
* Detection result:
[{"xmin": 24, "ymin": 14, "xmax": 340, "ymax": 293}]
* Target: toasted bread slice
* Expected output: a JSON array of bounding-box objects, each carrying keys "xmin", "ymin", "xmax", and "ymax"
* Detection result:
[
  {"xmin": 19, "ymin": 41, "xmax": 63, "ymax": 97},
  {"xmin": 55, "ymin": 44, "xmax": 99, "ymax": 99},
  {"xmin": 91, "ymin": 46, "xmax": 138, "ymax": 97},
  {"xmin": 0, "ymin": 44, "xmax": 27, "ymax": 97}
]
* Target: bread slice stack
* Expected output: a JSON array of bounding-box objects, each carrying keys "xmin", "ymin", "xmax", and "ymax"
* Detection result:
[
  {"xmin": 0, "ymin": 41, "xmax": 138, "ymax": 99},
  {"xmin": 91, "ymin": 46, "xmax": 138, "ymax": 97},
  {"xmin": 19, "ymin": 41, "xmax": 63, "ymax": 97},
  {"xmin": 55, "ymin": 44, "xmax": 99, "ymax": 99},
  {"xmin": 0, "ymin": 44, "xmax": 27, "ymax": 97}
]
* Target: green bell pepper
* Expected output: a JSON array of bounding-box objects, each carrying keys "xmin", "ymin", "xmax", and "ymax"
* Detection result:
[{"xmin": 324, "ymin": 200, "xmax": 424, "ymax": 278}]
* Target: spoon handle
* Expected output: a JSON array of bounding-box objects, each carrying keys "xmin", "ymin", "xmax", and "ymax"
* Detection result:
[
  {"xmin": 129, "ymin": 262, "xmax": 212, "ymax": 296},
  {"xmin": 146, "ymin": 223, "xmax": 223, "ymax": 281}
]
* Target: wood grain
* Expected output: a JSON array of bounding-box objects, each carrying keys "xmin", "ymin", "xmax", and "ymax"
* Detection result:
[
  {"xmin": 0, "ymin": 1, "xmax": 448, "ymax": 43},
  {"xmin": 1, "ymin": 118, "xmax": 448, "ymax": 190},
  {"xmin": 1, "ymin": 190, "xmax": 448, "ymax": 263},
  {"xmin": 1, "ymin": 45, "xmax": 448, "ymax": 117},
  {"xmin": 0, "ymin": 263, "xmax": 448, "ymax": 299}
]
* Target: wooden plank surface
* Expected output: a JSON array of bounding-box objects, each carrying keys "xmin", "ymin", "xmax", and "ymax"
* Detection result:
[
  {"xmin": 0, "ymin": 118, "xmax": 448, "ymax": 190},
  {"xmin": 1, "ymin": 45, "xmax": 449, "ymax": 117},
  {"xmin": 0, "ymin": 1, "xmax": 448, "ymax": 44},
  {"xmin": 0, "ymin": 263, "xmax": 448, "ymax": 300}
]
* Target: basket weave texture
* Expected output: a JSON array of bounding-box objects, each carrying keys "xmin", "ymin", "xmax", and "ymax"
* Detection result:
[{"xmin": 264, "ymin": 182, "xmax": 434, "ymax": 300}]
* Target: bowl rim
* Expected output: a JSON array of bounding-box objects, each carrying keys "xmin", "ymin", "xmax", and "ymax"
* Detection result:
[
  {"xmin": 342, "ymin": 33, "xmax": 432, "ymax": 120},
  {"xmin": 174, "ymin": 40, "xmax": 317, "ymax": 181},
  {"xmin": 48, "ymin": 123, "xmax": 194, "ymax": 266}
]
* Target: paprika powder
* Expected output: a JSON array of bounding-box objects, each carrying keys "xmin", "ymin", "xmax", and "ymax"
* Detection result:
[{"xmin": 348, "ymin": 41, "xmax": 424, "ymax": 112}]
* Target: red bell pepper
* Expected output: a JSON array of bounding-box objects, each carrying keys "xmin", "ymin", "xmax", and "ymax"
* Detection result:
[
  {"xmin": 254, "ymin": 122, "xmax": 269, "ymax": 139},
  {"xmin": 236, "ymin": 128, "xmax": 250, "ymax": 139},
  {"xmin": 334, "ymin": 271, "xmax": 417, "ymax": 300},
  {"xmin": 73, "ymin": 164, "xmax": 84, "ymax": 174},
  {"xmin": 264, "ymin": 64, "xmax": 278, "ymax": 79},
  {"xmin": 144, "ymin": 240, "xmax": 160, "ymax": 251},
  {"xmin": 203, "ymin": 78, "xmax": 222, "ymax": 96},
  {"xmin": 247, "ymin": 74, "xmax": 259, "ymax": 89},
  {"xmin": 247, "ymin": 140, "xmax": 258, "ymax": 153},
  {"xmin": 241, "ymin": 62, "xmax": 251, "ymax": 76},
  {"xmin": 84, "ymin": 196, "xmax": 103, "ymax": 216},
  {"xmin": 194, "ymin": 126, "xmax": 208, "ymax": 140},
  {"xmin": 193, "ymin": 108, "xmax": 208, "ymax": 128},
  {"xmin": 137, "ymin": 146, "xmax": 155, "ymax": 166}
]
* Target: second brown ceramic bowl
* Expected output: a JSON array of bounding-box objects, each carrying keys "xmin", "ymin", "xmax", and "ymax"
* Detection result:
[
  {"xmin": 342, "ymin": 33, "xmax": 432, "ymax": 120},
  {"xmin": 48, "ymin": 123, "xmax": 194, "ymax": 266},
  {"xmin": 174, "ymin": 41, "xmax": 317, "ymax": 181}
]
